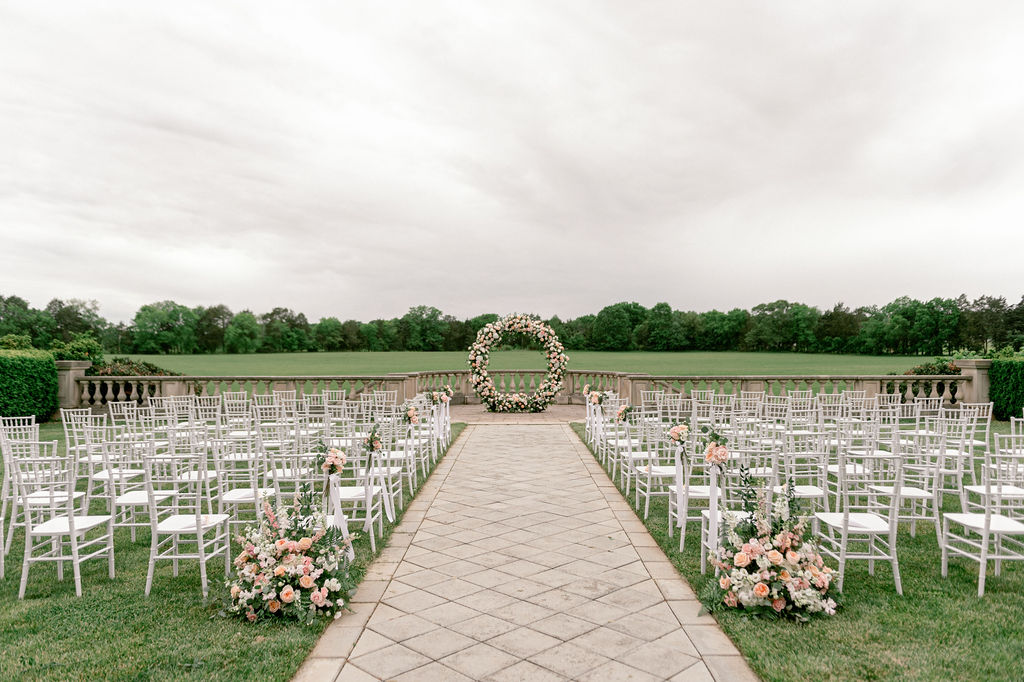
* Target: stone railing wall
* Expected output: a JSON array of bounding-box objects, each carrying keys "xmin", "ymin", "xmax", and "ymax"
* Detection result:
[
  {"xmin": 63, "ymin": 367, "xmax": 982, "ymax": 409},
  {"xmin": 74, "ymin": 375, "xmax": 398, "ymax": 407}
]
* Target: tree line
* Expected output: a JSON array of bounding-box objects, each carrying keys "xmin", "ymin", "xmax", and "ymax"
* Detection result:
[{"xmin": 1, "ymin": 294, "xmax": 1023, "ymax": 356}]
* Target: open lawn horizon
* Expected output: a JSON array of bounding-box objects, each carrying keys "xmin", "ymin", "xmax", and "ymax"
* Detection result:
[{"xmin": 123, "ymin": 351, "xmax": 929, "ymax": 377}]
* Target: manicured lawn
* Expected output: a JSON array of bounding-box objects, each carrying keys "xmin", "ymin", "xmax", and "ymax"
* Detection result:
[
  {"xmin": 0, "ymin": 422, "xmax": 466, "ymax": 681},
  {"xmin": 124, "ymin": 351, "xmax": 925, "ymax": 376},
  {"xmin": 569, "ymin": 421, "xmax": 1024, "ymax": 682}
]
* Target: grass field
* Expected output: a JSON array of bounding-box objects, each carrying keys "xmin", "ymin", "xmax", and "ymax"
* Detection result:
[
  {"xmin": 124, "ymin": 351, "xmax": 927, "ymax": 376},
  {"xmin": 570, "ymin": 421, "xmax": 1023, "ymax": 682},
  {"xmin": 0, "ymin": 423, "xmax": 466, "ymax": 681}
]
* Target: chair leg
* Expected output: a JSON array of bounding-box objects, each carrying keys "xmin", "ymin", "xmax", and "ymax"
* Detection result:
[
  {"xmin": 145, "ymin": 535, "xmax": 157, "ymax": 596},
  {"xmin": 18, "ymin": 533, "xmax": 32, "ymax": 599},
  {"xmin": 940, "ymin": 519, "xmax": 949, "ymax": 578},
  {"xmin": 978, "ymin": 532, "xmax": 988, "ymax": 597},
  {"xmin": 107, "ymin": 520, "xmax": 116, "ymax": 579},
  {"xmin": 70, "ymin": 532, "xmax": 83, "ymax": 597}
]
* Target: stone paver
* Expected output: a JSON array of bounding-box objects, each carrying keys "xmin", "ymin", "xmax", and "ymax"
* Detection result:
[{"xmin": 294, "ymin": 424, "xmax": 756, "ymax": 681}]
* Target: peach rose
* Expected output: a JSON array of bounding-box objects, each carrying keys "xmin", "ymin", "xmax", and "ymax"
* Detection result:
[
  {"xmin": 753, "ymin": 582, "xmax": 770, "ymax": 598},
  {"xmin": 786, "ymin": 550, "xmax": 800, "ymax": 564},
  {"xmin": 298, "ymin": 537, "xmax": 313, "ymax": 552},
  {"xmin": 280, "ymin": 585, "xmax": 296, "ymax": 603},
  {"xmin": 230, "ymin": 585, "xmax": 241, "ymax": 599},
  {"xmin": 274, "ymin": 538, "xmax": 288, "ymax": 553},
  {"xmin": 779, "ymin": 570, "xmax": 792, "ymax": 582},
  {"xmin": 766, "ymin": 550, "xmax": 784, "ymax": 566},
  {"xmin": 772, "ymin": 598, "xmax": 786, "ymax": 612},
  {"xmin": 274, "ymin": 565, "xmax": 286, "ymax": 577},
  {"xmin": 733, "ymin": 552, "xmax": 751, "ymax": 568},
  {"xmin": 268, "ymin": 599, "xmax": 281, "ymax": 613},
  {"xmin": 719, "ymin": 576, "xmax": 731, "ymax": 589},
  {"xmin": 299, "ymin": 575, "xmax": 316, "ymax": 590}
]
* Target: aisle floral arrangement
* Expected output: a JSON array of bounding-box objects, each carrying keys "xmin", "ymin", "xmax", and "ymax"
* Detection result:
[
  {"xmin": 226, "ymin": 490, "xmax": 357, "ymax": 624},
  {"xmin": 401, "ymin": 401, "xmax": 420, "ymax": 424},
  {"xmin": 616, "ymin": 404, "xmax": 634, "ymax": 422},
  {"xmin": 427, "ymin": 385, "xmax": 454, "ymax": 404},
  {"xmin": 467, "ymin": 313, "xmax": 568, "ymax": 413},
  {"xmin": 701, "ymin": 469, "xmax": 839, "ymax": 621}
]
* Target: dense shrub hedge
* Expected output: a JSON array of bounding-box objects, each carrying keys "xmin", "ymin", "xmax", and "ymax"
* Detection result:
[
  {"xmin": 0, "ymin": 349, "xmax": 58, "ymax": 421},
  {"xmin": 990, "ymin": 359, "xmax": 1024, "ymax": 421}
]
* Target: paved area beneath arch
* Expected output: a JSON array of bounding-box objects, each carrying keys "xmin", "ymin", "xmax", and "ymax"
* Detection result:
[{"xmin": 296, "ymin": 425, "xmax": 756, "ymax": 681}]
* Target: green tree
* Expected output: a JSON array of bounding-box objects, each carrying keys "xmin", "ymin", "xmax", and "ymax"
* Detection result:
[
  {"xmin": 313, "ymin": 317, "xmax": 345, "ymax": 351},
  {"xmin": 592, "ymin": 304, "xmax": 634, "ymax": 351},
  {"xmin": 0, "ymin": 295, "xmax": 56, "ymax": 348},
  {"xmin": 224, "ymin": 311, "xmax": 261, "ymax": 354},
  {"xmin": 46, "ymin": 298, "xmax": 106, "ymax": 342},
  {"xmin": 194, "ymin": 304, "xmax": 233, "ymax": 353},
  {"xmin": 132, "ymin": 301, "xmax": 198, "ymax": 354},
  {"xmin": 259, "ymin": 308, "xmax": 312, "ymax": 352},
  {"xmin": 643, "ymin": 303, "xmax": 675, "ymax": 351}
]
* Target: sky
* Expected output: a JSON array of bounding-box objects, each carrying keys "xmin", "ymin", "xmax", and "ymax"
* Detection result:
[{"xmin": 1, "ymin": 1, "xmax": 1023, "ymax": 325}]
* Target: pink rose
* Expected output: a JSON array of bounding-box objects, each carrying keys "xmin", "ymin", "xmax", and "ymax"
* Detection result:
[
  {"xmin": 772, "ymin": 598, "xmax": 786, "ymax": 612},
  {"xmin": 753, "ymin": 582, "xmax": 770, "ymax": 598},
  {"xmin": 733, "ymin": 552, "xmax": 751, "ymax": 568},
  {"xmin": 719, "ymin": 576, "xmax": 731, "ymax": 589},
  {"xmin": 766, "ymin": 550, "xmax": 784, "ymax": 566}
]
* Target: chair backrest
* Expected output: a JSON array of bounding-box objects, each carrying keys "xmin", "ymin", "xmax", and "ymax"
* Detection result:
[
  {"xmin": 211, "ymin": 437, "xmax": 263, "ymax": 496},
  {"xmin": 221, "ymin": 391, "xmax": 248, "ymax": 402},
  {"xmin": 990, "ymin": 434, "xmax": 1024, "ymax": 487},
  {"xmin": 323, "ymin": 389, "xmax": 347, "ymax": 404},
  {"xmin": 691, "ymin": 389, "xmax": 715, "ymax": 402},
  {"xmin": 10, "ymin": 441, "xmax": 74, "ymax": 524},
  {"xmin": 143, "ymin": 449, "xmax": 208, "ymax": 525},
  {"xmin": 1010, "ymin": 417, "xmax": 1024, "ymax": 436},
  {"xmin": 788, "ymin": 389, "xmax": 812, "ymax": 400},
  {"xmin": 843, "ymin": 390, "xmax": 867, "ymax": 402},
  {"xmin": 1, "ymin": 415, "xmax": 36, "ymax": 430}
]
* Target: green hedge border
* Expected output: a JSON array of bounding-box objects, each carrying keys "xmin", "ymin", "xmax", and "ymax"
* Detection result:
[
  {"xmin": 0, "ymin": 349, "xmax": 58, "ymax": 421},
  {"xmin": 990, "ymin": 359, "xmax": 1024, "ymax": 421}
]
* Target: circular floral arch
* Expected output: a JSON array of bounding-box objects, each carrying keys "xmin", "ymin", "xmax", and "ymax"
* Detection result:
[{"xmin": 467, "ymin": 313, "xmax": 568, "ymax": 413}]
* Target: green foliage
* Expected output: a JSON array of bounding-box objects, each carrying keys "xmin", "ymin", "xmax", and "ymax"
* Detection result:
[
  {"xmin": 0, "ymin": 349, "xmax": 58, "ymax": 420},
  {"xmin": 49, "ymin": 334, "xmax": 105, "ymax": 364},
  {"xmin": 225, "ymin": 311, "xmax": 262, "ymax": 354},
  {"xmin": 990, "ymin": 359, "xmax": 1024, "ymax": 420},
  {"xmin": 87, "ymin": 357, "xmax": 182, "ymax": 377},
  {"xmin": 903, "ymin": 358, "xmax": 961, "ymax": 376},
  {"xmin": 133, "ymin": 301, "xmax": 198, "ymax": 354},
  {"xmin": 0, "ymin": 333, "xmax": 32, "ymax": 349}
]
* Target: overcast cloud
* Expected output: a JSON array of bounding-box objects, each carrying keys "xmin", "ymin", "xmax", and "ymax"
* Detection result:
[{"xmin": 1, "ymin": 1, "xmax": 1022, "ymax": 323}]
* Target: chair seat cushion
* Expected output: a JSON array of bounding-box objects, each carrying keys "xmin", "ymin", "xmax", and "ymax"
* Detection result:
[
  {"xmin": 815, "ymin": 512, "xmax": 890, "ymax": 533},
  {"xmin": 869, "ymin": 484, "xmax": 933, "ymax": 499},
  {"xmin": 91, "ymin": 468, "xmax": 144, "ymax": 481},
  {"xmin": 333, "ymin": 486, "xmax": 382, "ymax": 501},
  {"xmin": 25, "ymin": 490, "xmax": 85, "ymax": 506},
  {"xmin": 116, "ymin": 490, "xmax": 173, "ymax": 505},
  {"xmin": 221, "ymin": 487, "xmax": 275, "ymax": 502},
  {"xmin": 35, "ymin": 514, "xmax": 111, "ymax": 535},
  {"xmin": 964, "ymin": 484, "xmax": 1024, "ymax": 498},
  {"xmin": 945, "ymin": 513, "xmax": 1024, "ymax": 534},
  {"xmin": 157, "ymin": 513, "xmax": 230, "ymax": 533}
]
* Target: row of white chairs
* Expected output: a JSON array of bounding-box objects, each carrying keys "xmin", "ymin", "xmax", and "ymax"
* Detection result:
[
  {"xmin": 0, "ymin": 391, "xmax": 451, "ymax": 600},
  {"xmin": 587, "ymin": 394, "xmax": 1024, "ymax": 597}
]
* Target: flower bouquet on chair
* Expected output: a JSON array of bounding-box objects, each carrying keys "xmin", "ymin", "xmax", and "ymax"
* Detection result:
[{"xmin": 700, "ymin": 470, "xmax": 839, "ymax": 622}]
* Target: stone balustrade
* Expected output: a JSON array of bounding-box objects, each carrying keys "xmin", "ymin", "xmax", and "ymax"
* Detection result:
[{"xmin": 65, "ymin": 367, "xmax": 979, "ymax": 409}]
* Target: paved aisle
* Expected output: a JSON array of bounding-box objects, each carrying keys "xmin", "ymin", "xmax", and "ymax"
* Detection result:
[{"xmin": 297, "ymin": 425, "xmax": 756, "ymax": 681}]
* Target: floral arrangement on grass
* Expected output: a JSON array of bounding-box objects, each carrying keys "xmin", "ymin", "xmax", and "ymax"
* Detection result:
[
  {"xmin": 467, "ymin": 313, "xmax": 568, "ymax": 413},
  {"xmin": 226, "ymin": 489, "xmax": 357, "ymax": 624},
  {"xmin": 701, "ymin": 469, "xmax": 839, "ymax": 621},
  {"xmin": 616, "ymin": 404, "xmax": 634, "ymax": 422}
]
